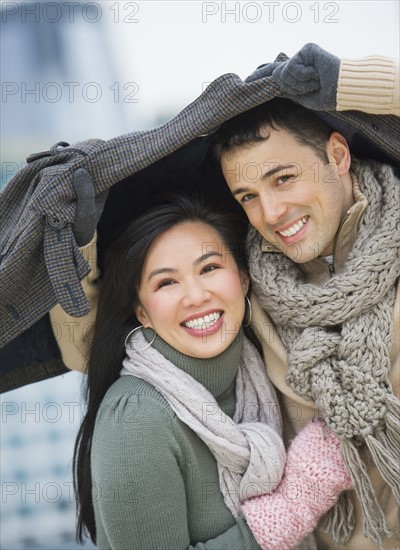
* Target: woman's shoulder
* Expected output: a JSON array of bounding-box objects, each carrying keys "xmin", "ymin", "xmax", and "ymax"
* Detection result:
[
  {"xmin": 91, "ymin": 375, "xmax": 186, "ymax": 483},
  {"xmin": 94, "ymin": 374, "xmax": 178, "ymax": 432}
]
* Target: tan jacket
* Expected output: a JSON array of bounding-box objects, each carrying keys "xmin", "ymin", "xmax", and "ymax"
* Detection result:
[
  {"xmin": 49, "ymin": 236, "xmax": 99, "ymax": 372},
  {"xmin": 337, "ymin": 56, "xmax": 399, "ymax": 116},
  {"xmin": 251, "ymin": 175, "xmax": 400, "ymax": 549}
]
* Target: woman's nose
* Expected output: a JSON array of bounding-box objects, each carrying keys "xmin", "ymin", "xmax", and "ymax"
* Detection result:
[{"xmin": 181, "ymin": 281, "xmax": 211, "ymax": 308}]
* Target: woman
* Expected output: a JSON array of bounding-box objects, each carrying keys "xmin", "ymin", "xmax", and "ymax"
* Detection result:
[{"xmin": 74, "ymin": 196, "xmax": 351, "ymax": 549}]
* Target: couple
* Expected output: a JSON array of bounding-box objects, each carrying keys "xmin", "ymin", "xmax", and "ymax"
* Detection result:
[{"xmin": 70, "ymin": 46, "xmax": 399, "ymax": 549}]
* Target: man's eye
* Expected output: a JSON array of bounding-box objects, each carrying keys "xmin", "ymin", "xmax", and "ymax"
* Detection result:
[
  {"xmin": 240, "ymin": 193, "xmax": 256, "ymax": 204},
  {"xmin": 277, "ymin": 175, "xmax": 294, "ymax": 185}
]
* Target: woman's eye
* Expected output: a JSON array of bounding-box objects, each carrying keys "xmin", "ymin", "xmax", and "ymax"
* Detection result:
[
  {"xmin": 201, "ymin": 264, "xmax": 220, "ymax": 274},
  {"xmin": 157, "ymin": 279, "xmax": 175, "ymax": 289}
]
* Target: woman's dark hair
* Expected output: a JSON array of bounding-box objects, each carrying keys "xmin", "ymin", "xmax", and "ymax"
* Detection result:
[{"xmin": 73, "ymin": 194, "xmax": 251, "ymax": 544}]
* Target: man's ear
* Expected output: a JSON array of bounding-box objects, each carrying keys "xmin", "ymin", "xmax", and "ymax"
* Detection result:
[
  {"xmin": 135, "ymin": 304, "xmax": 150, "ymax": 328},
  {"xmin": 327, "ymin": 131, "xmax": 351, "ymax": 175}
]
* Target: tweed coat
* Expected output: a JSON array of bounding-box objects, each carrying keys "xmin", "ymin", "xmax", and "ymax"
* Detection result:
[{"xmin": 1, "ymin": 53, "xmax": 399, "ymax": 392}]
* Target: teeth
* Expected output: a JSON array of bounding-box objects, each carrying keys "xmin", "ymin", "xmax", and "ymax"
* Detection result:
[
  {"xmin": 278, "ymin": 216, "xmax": 308, "ymax": 238},
  {"xmin": 183, "ymin": 312, "xmax": 221, "ymax": 329}
]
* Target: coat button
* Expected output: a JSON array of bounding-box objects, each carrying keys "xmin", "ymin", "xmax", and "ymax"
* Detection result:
[{"xmin": 46, "ymin": 215, "xmax": 67, "ymax": 229}]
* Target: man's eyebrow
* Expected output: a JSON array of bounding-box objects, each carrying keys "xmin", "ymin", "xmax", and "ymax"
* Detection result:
[
  {"xmin": 231, "ymin": 163, "xmax": 299, "ymax": 197},
  {"xmin": 147, "ymin": 252, "xmax": 224, "ymax": 281},
  {"xmin": 232, "ymin": 187, "xmax": 249, "ymax": 198},
  {"xmin": 262, "ymin": 163, "xmax": 298, "ymax": 181}
]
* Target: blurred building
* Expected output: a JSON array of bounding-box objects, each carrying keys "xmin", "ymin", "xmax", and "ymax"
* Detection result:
[{"xmin": 1, "ymin": 372, "xmax": 95, "ymax": 549}]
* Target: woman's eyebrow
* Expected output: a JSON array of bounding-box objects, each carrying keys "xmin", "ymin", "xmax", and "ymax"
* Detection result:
[
  {"xmin": 147, "ymin": 267, "xmax": 177, "ymax": 282},
  {"xmin": 194, "ymin": 252, "xmax": 224, "ymax": 266},
  {"xmin": 147, "ymin": 252, "xmax": 224, "ymax": 281}
]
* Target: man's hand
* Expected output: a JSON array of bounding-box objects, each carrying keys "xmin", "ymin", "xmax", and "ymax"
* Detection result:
[{"xmin": 246, "ymin": 43, "xmax": 340, "ymax": 111}]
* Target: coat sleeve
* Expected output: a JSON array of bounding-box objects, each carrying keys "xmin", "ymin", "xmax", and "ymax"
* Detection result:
[
  {"xmin": 337, "ymin": 56, "xmax": 400, "ymax": 115},
  {"xmin": 91, "ymin": 390, "xmax": 260, "ymax": 550},
  {"xmin": 49, "ymin": 232, "xmax": 99, "ymax": 373}
]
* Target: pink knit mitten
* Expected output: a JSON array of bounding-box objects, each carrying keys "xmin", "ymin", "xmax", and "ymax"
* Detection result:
[{"xmin": 241, "ymin": 420, "xmax": 352, "ymax": 550}]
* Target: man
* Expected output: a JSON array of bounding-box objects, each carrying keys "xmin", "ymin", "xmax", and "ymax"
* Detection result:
[{"xmin": 214, "ymin": 90, "xmax": 399, "ymax": 547}]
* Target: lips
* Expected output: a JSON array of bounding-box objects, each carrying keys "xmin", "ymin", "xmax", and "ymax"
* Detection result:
[
  {"xmin": 181, "ymin": 310, "xmax": 224, "ymax": 336},
  {"xmin": 277, "ymin": 216, "xmax": 309, "ymax": 238},
  {"xmin": 182, "ymin": 311, "xmax": 222, "ymax": 330}
]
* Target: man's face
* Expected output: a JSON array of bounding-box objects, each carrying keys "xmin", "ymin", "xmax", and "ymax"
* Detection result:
[{"xmin": 221, "ymin": 127, "xmax": 354, "ymax": 263}]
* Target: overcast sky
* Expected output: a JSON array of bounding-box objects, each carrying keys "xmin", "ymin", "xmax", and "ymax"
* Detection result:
[{"xmin": 109, "ymin": 0, "xmax": 400, "ymax": 120}]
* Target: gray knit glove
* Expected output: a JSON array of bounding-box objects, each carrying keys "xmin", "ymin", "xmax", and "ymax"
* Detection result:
[
  {"xmin": 72, "ymin": 168, "xmax": 108, "ymax": 247},
  {"xmin": 246, "ymin": 43, "xmax": 340, "ymax": 111}
]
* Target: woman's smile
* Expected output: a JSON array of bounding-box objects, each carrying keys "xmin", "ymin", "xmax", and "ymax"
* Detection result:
[{"xmin": 181, "ymin": 309, "xmax": 224, "ymax": 335}]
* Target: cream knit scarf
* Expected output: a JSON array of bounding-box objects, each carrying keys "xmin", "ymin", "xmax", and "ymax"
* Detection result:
[
  {"xmin": 120, "ymin": 332, "xmax": 286, "ymax": 518},
  {"xmin": 247, "ymin": 159, "xmax": 400, "ymax": 546}
]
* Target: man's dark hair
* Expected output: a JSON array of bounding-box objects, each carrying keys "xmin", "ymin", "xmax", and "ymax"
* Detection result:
[{"xmin": 213, "ymin": 98, "xmax": 332, "ymax": 163}]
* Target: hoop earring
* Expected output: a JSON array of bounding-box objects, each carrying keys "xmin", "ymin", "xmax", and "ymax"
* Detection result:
[
  {"xmin": 243, "ymin": 296, "xmax": 252, "ymax": 327},
  {"xmin": 124, "ymin": 325, "xmax": 156, "ymax": 351}
]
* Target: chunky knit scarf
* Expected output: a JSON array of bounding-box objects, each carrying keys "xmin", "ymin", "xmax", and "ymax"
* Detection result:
[
  {"xmin": 120, "ymin": 332, "xmax": 286, "ymax": 518},
  {"xmin": 247, "ymin": 159, "xmax": 400, "ymax": 546}
]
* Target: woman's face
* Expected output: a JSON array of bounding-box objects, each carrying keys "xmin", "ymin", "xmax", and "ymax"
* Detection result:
[{"xmin": 135, "ymin": 221, "xmax": 249, "ymax": 358}]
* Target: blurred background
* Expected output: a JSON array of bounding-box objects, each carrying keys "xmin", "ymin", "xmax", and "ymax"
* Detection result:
[{"xmin": 1, "ymin": 1, "xmax": 399, "ymax": 548}]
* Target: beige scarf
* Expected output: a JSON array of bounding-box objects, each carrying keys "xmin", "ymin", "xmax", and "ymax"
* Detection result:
[
  {"xmin": 121, "ymin": 332, "xmax": 286, "ymax": 518},
  {"xmin": 247, "ymin": 159, "xmax": 400, "ymax": 545}
]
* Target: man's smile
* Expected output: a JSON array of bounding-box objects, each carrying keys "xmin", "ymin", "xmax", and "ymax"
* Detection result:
[{"xmin": 277, "ymin": 216, "xmax": 309, "ymax": 238}]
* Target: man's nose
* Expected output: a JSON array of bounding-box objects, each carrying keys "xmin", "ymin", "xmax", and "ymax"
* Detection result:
[
  {"xmin": 182, "ymin": 280, "xmax": 211, "ymax": 308},
  {"xmin": 259, "ymin": 193, "xmax": 288, "ymax": 226}
]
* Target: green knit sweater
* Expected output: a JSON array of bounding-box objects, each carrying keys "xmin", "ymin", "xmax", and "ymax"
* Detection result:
[{"xmin": 91, "ymin": 331, "xmax": 261, "ymax": 550}]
